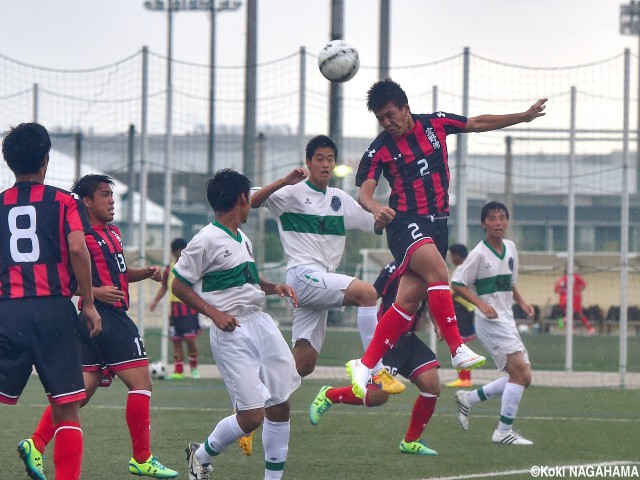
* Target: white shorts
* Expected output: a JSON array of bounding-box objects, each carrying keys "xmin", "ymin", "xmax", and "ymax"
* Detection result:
[
  {"xmin": 286, "ymin": 265, "xmax": 355, "ymax": 352},
  {"xmin": 475, "ymin": 317, "xmax": 530, "ymax": 372},
  {"xmin": 209, "ymin": 311, "xmax": 301, "ymax": 411}
]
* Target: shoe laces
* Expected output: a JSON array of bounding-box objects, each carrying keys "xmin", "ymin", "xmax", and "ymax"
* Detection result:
[{"xmin": 313, "ymin": 395, "xmax": 331, "ymax": 415}]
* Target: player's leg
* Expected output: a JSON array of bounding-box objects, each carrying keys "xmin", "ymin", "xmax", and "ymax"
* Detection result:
[
  {"xmin": 399, "ymin": 368, "xmax": 439, "ymax": 456},
  {"xmin": 169, "ymin": 315, "xmax": 185, "ymax": 379},
  {"xmin": 309, "ymin": 384, "xmax": 387, "ymax": 425},
  {"xmin": 263, "ymin": 401, "xmax": 291, "ymax": 480},
  {"xmin": 50, "ymin": 401, "xmax": 83, "ymax": 480}
]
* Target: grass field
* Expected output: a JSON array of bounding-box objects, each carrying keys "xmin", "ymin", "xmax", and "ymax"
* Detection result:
[
  {"xmin": 2, "ymin": 379, "xmax": 639, "ymax": 480},
  {"xmin": 2, "ymin": 328, "xmax": 639, "ymax": 479}
]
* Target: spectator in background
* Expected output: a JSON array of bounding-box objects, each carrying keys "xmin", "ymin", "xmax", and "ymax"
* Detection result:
[
  {"xmin": 554, "ymin": 268, "xmax": 595, "ymax": 335},
  {"xmin": 446, "ymin": 244, "xmax": 476, "ymax": 388}
]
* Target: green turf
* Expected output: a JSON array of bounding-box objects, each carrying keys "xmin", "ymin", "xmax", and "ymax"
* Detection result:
[
  {"xmin": 2, "ymin": 379, "xmax": 638, "ymax": 479},
  {"xmin": 142, "ymin": 326, "xmax": 640, "ymax": 372}
]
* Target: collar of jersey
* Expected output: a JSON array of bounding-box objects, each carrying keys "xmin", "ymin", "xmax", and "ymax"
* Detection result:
[
  {"xmin": 483, "ymin": 239, "xmax": 506, "ymax": 259},
  {"xmin": 305, "ymin": 180, "xmax": 326, "ymax": 195},
  {"xmin": 212, "ymin": 220, "xmax": 242, "ymax": 243}
]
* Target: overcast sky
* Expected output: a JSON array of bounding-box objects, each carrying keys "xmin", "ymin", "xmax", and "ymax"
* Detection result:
[{"xmin": 1, "ymin": 1, "xmax": 637, "ymax": 70}]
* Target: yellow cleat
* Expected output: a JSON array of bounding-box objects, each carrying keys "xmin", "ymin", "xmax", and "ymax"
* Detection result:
[
  {"xmin": 238, "ymin": 431, "xmax": 255, "ymax": 456},
  {"xmin": 445, "ymin": 378, "xmax": 473, "ymax": 388},
  {"xmin": 373, "ymin": 369, "xmax": 406, "ymax": 394}
]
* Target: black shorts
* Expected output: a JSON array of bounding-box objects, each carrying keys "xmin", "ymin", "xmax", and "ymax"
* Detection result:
[
  {"xmin": 0, "ymin": 297, "xmax": 85, "ymax": 405},
  {"xmin": 169, "ymin": 303, "xmax": 201, "ymax": 340},
  {"xmin": 386, "ymin": 212, "xmax": 449, "ymax": 269},
  {"xmin": 81, "ymin": 303, "xmax": 148, "ymax": 374},
  {"xmin": 454, "ymin": 302, "xmax": 476, "ymax": 341},
  {"xmin": 381, "ymin": 332, "xmax": 439, "ymax": 382}
]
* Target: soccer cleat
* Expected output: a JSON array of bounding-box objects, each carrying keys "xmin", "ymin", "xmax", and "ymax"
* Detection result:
[
  {"xmin": 186, "ymin": 442, "xmax": 212, "ymax": 480},
  {"xmin": 399, "ymin": 439, "xmax": 438, "ymax": 456},
  {"xmin": 17, "ymin": 438, "xmax": 46, "ymax": 480},
  {"xmin": 491, "ymin": 429, "xmax": 533, "ymax": 445},
  {"xmin": 454, "ymin": 390, "xmax": 472, "ymax": 431},
  {"xmin": 309, "ymin": 386, "xmax": 334, "ymax": 425},
  {"xmin": 445, "ymin": 378, "xmax": 473, "ymax": 388},
  {"xmin": 190, "ymin": 368, "xmax": 201, "ymax": 380},
  {"xmin": 372, "ymin": 369, "xmax": 406, "ymax": 394},
  {"xmin": 238, "ymin": 431, "xmax": 254, "ymax": 456},
  {"xmin": 169, "ymin": 372, "xmax": 185, "ymax": 380},
  {"xmin": 128, "ymin": 455, "xmax": 178, "ymax": 478},
  {"xmin": 451, "ymin": 344, "xmax": 486, "ymax": 371},
  {"xmin": 345, "ymin": 359, "xmax": 371, "ymax": 399}
]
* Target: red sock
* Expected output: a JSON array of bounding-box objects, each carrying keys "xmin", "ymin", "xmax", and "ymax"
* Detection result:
[
  {"xmin": 189, "ymin": 355, "xmax": 198, "ymax": 369},
  {"xmin": 126, "ymin": 391, "xmax": 151, "ymax": 463},
  {"xmin": 428, "ymin": 284, "xmax": 463, "ymax": 355},
  {"xmin": 361, "ymin": 303, "xmax": 413, "ymax": 368},
  {"xmin": 53, "ymin": 421, "xmax": 83, "ymax": 480},
  {"xmin": 325, "ymin": 386, "xmax": 365, "ymax": 405},
  {"xmin": 459, "ymin": 369, "xmax": 471, "ymax": 381},
  {"xmin": 404, "ymin": 394, "xmax": 437, "ymax": 442},
  {"xmin": 174, "ymin": 360, "xmax": 184, "ymax": 374},
  {"xmin": 33, "ymin": 404, "xmax": 55, "ymax": 453}
]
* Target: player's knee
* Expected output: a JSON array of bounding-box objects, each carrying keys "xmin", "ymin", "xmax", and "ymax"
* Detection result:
[{"xmin": 296, "ymin": 361, "xmax": 316, "ymax": 377}]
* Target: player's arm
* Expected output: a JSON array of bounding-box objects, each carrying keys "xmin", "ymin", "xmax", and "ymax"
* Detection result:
[
  {"xmin": 172, "ymin": 276, "xmax": 240, "ymax": 331},
  {"xmin": 512, "ymin": 286, "xmax": 534, "ymax": 319},
  {"xmin": 464, "ymin": 98, "xmax": 547, "ymax": 133},
  {"xmin": 358, "ymin": 179, "xmax": 395, "ymax": 226},
  {"xmin": 150, "ymin": 282, "xmax": 168, "ymax": 311},
  {"xmin": 250, "ymin": 167, "xmax": 308, "ymax": 208},
  {"xmin": 451, "ymin": 283, "xmax": 498, "ymax": 320},
  {"xmin": 128, "ymin": 265, "xmax": 162, "ymax": 283},
  {"xmin": 259, "ymin": 277, "xmax": 299, "ymax": 308},
  {"xmin": 68, "ymin": 230, "xmax": 102, "ymax": 337}
]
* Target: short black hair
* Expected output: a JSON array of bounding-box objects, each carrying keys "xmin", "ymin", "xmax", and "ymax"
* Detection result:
[
  {"xmin": 206, "ymin": 168, "xmax": 252, "ymax": 213},
  {"xmin": 366, "ymin": 78, "xmax": 409, "ymax": 112},
  {"xmin": 449, "ymin": 243, "xmax": 468, "ymax": 259},
  {"xmin": 305, "ymin": 135, "xmax": 338, "ymax": 161},
  {"xmin": 171, "ymin": 238, "xmax": 188, "ymax": 251},
  {"xmin": 2, "ymin": 122, "xmax": 52, "ymax": 175},
  {"xmin": 71, "ymin": 174, "xmax": 115, "ymax": 199},
  {"xmin": 481, "ymin": 201, "xmax": 510, "ymax": 222}
]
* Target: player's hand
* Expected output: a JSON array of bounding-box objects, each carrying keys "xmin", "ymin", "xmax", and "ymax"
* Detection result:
[
  {"xmin": 521, "ymin": 303, "xmax": 535, "ymax": 319},
  {"xmin": 283, "ymin": 168, "xmax": 308, "ymax": 185},
  {"xmin": 479, "ymin": 302, "xmax": 498, "ymax": 320},
  {"xmin": 149, "ymin": 301, "xmax": 157, "ymax": 312},
  {"xmin": 145, "ymin": 266, "xmax": 163, "ymax": 282},
  {"xmin": 373, "ymin": 206, "xmax": 395, "ymax": 232},
  {"xmin": 523, "ymin": 98, "xmax": 547, "ymax": 122},
  {"xmin": 94, "ymin": 285, "xmax": 125, "ymax": 305},
  {"xmin": 275, "ymin": 283, "xmax": 298, "ymax": 308},
  {"xmin": 82, "ymin": 305, "xmax": 102, "ymax": 337},
  {"xmin": 211, "ymin": 311, "xmax": 241, "ymax": 333}
]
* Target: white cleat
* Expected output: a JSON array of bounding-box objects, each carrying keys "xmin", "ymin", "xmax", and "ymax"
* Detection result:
[
  {"xmin": 345, "ymin": 359, "xmax": 371, "ymax": 399},
  {"xmin": 185, "ymin": 442, "xmax": 213, "ymax": 480},
  {"xmin": 491, "ymin": 429, "xmax": 533, "ymax": 445},
  {"xmin": 454, "ymin": 390, "xmax": 472, "ymax": 431},
  {"xmin": 451, "ymin": 344, "xmax": 486, "ymax": 371}
]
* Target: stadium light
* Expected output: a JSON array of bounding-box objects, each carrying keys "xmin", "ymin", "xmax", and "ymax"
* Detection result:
[{"xmin": 143, "ymin": 0, "xmax": 242, "ymax": 176}]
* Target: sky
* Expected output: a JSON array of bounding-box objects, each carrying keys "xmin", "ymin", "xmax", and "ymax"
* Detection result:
[{"xmin": 1, "ymin": 0, "xmax": 637, "ymax": 71}]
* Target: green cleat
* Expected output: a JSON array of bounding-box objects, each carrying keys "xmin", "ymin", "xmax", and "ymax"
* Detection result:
[
  {"xmin": 17, "ymin": 438, "xmax": 46, "ymax": 480},
  {"xmin": 190, "ymin": 368, "xmax": 201, "ymax": 380},
  {"xmin": 399, "ymin": 439, "xmax": 438, "ymax": 456},
  {"xmin": 309, "ymin": 386, "xmax": 333, "ymax": 425},
  {"xmin": 169, "ymin": 372, "xmax": 185, "ymax": 380},
  {"xmin": 128, "ymin": 455, "xmax": 178, "ymax": 478}
]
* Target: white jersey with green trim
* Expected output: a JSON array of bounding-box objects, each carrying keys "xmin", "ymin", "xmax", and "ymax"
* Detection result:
[
  {"xmin": 172, "ymin": 221, "xmax": 265, "ymax": 317},
  {"xmin": 261, "ymin": 180, "xmax": 376, "ymax": 272},
  {"xmin": 451, "ymin": 239, "xmax": 519, "ymax": 324}
]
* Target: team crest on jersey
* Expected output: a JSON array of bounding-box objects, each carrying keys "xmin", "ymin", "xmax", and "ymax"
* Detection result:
[
  {"xmin": 330, "ymin": 195, "xmax": 341, "ymax": 211},
  {"xmin": 508, "ymin": 257, "xmax": 514, "ymax": 271},
  {"xmin": 245, "ymin": 242, "xmax": 254, "ymax": 259},
  {"xmin": 223, "ymin": 249, "xmax": 231, "ymax": 258}
]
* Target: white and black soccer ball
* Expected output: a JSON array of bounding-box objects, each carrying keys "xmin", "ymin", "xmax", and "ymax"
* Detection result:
[
  {"xmin": 318, "ymin": 40, "xmax": 360, "ymax": 83},
  {"xmin": 149, "ymin": 361, "xmax": 167, "ymax": 380}
]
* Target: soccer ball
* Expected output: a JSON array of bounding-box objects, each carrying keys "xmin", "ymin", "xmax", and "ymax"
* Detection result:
[
  {"xmin": 318, "ymin": 40, "xmax": 360, "ymax": 83},
  {"xmin": 149, "ymin": 361, "xmax": 167, "ymax": 380}
]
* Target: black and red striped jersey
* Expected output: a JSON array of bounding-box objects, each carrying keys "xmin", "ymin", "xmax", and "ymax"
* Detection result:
[
  {"xmin": 0, "ymin": 182, "xmax": 88, "ymax": 299},
  {"xmin": 85, "ymin": 223, "xmax": 130, "ymax": 310},
  {"xmin": 356, "ymin": 112, "xmax": 467, "ymax": 216},
  {"xmin": 373, "ymin": 261, "xmax": 425, "ymax": 331}
]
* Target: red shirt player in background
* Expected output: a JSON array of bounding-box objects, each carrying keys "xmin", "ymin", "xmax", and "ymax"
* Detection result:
[
  {"xmin": 23, "ymin": 174, "xmax": 178, "ymax": 479},
  {"xmin": 554, "ymin": 269, "xmax": 595, "ymax": 334},
  {"xmin": 1, "ymin": 122, "xmax": 101, "ymax": 480},
  {"xmin": 346, "ymin": 78, "xmax": 547, "ymax": 398}
]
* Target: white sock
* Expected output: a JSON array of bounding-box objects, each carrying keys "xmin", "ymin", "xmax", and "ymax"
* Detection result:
[
  {"xmin": 498, "ymin": 382, "xmax": 525, "ymax": 433},
  {"xmin": 196, "ymin": 414, "xmax": 247, "ymax": 464},
  {"xmin": 356, "ymin": 306, "xmax": 384, "ymax": 372},
  {"xmin": 467, "ymin": 376, "xmax": 508, "ymax": 406},
  {"xmin": 262, "ymin": 419, "xmax": 290, "ymax": 480}
]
